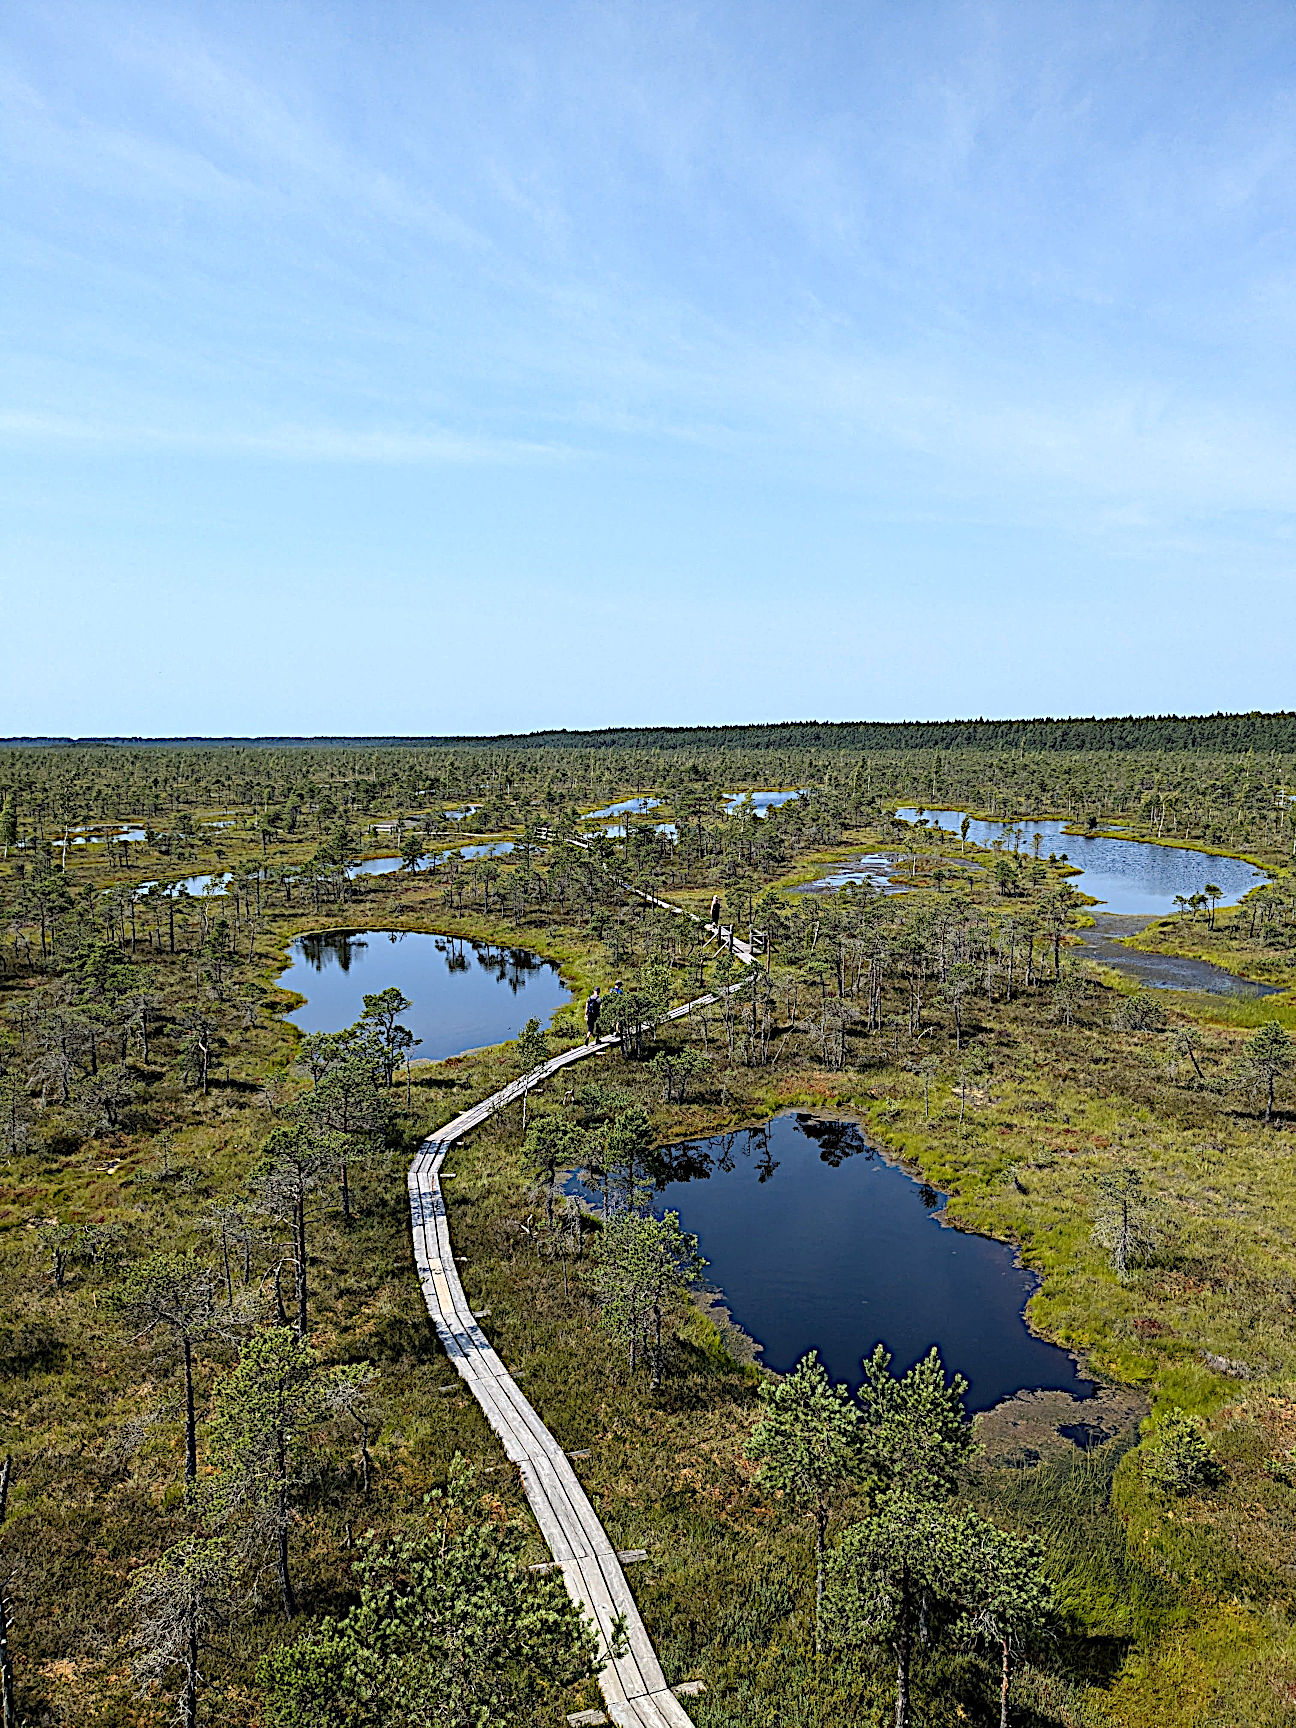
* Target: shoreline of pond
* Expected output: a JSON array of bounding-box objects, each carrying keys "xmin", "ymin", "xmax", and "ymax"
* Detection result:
[
  {"xmin": 276, "ymin": 903, "xmax": 1102, "ymax": 1428},
  {"xmin": 893, "ymin": 804, "xmax": 1277, "ymax": 992},
  {"xmin": 893, "ymin": 804, "xmax": 1276, "ymax": 877},
  {"xmin": 571, "ymin": 1107, "xmax": 1099, "ymax": 1421},
  {"xmin": 1075, "ymin": 913, "xmax": 1283, "ymax": 1000},
  {"xmin": 275, "ymin": 925, "xmax": 574, "ymax": 1062}
]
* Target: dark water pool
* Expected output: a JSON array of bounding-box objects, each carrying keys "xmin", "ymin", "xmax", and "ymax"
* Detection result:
[
  {"xmin": 648, "ymin": 1113, "xmax": 1092, "ymax": 1411},
  {"xmin": 897, "ymin": 808, "xmax": 1266, "ymax": 916},
  {"xmin": 281, "ymin": 929, "xmax": 569, "ymax": 1060}
]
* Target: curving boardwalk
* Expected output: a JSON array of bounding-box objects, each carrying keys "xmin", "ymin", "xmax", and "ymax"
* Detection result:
[{"xmin": 407, "ymin": 902, "xmax": 753, "ymax": 1726}]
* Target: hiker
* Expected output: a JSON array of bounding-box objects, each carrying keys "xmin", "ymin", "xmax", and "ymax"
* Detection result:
[
  {"xmin": 709, "ymin": 893, "xmax": 722, "ymax": 931},
  {"xmin": 584, "ymin": 987, "xmax": 602, "ymax": 1044}
]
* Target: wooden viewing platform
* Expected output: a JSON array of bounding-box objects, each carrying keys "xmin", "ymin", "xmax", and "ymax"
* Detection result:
[{"xmin": 407, "ymin": 872, "xmax": 753, "ymax": 1725}]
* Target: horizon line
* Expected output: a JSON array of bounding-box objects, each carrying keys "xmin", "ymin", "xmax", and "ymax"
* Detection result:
[{"xmin": 2, "ymin": 709, "xmax": 1294, "ymax": 749}]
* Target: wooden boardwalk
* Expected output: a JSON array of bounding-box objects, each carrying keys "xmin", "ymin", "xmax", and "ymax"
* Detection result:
[{"xmin": 407, "ymin": 878, "xmax": 753, "ymax": 1726}]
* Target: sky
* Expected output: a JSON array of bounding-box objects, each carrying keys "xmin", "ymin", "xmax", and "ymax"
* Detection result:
[{"xmin": 4, "ymin": 0, "xmax": 1296, "ymax": 736}]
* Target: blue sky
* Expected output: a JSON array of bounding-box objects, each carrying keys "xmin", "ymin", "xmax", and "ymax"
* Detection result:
[{"xmin": 4, "ymin": 1, "xmax": 1296, "ymax": 735}]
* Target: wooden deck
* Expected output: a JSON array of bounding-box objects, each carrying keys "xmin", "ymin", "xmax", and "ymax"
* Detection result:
[{"xmin": 407, "ymin": 873, "xmax": 754, "ymax": 1725}]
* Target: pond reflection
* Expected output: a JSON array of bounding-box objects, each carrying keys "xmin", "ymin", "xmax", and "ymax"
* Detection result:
[
  {"xmin": 585, "ymin": 797, "xmax": 663, "ymax": 819},
  {"xmin": 724, "ymin": 789, "xmax": 808, "ymax": 816},
  {"xmin": 640, "ymin": 1113, "xmax": 1093, "ymax": 1412},
  {"xmin": 281, "ymin": 928, "xmax": 569, "ymax": 1061},
  {"xmin": 897, "ymin": 808, "xmax": 1266, "ymax": 916}
]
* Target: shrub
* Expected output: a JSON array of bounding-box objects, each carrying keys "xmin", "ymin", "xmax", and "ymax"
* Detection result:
[
  {"xmin": 1141, "ymin": 1409, "xmax": 1221, "ymax": 1496},
  {"xmin": 1112, "ymin": 992, "xmax": 1167, "ymax": 1034}
]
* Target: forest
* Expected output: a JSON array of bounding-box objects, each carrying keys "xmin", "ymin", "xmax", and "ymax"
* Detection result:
[
  {"xmin": 10, "ymin": 709, "xmax": 1296, "ymax": 752},
  {"xmin": 1, "ymin": 729, "xmax": 1296, "ymax": 1727}
]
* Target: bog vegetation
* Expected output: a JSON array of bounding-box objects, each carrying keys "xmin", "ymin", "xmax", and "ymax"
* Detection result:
[{"xmin": 1, "ymin": 720, "xmax": 1296, "ymax": 1725}]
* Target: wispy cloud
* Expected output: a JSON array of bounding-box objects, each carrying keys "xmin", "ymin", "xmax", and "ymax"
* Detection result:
[{"xmin": 0, "ymin": 410, "xmax": 573, "ymax": 466}]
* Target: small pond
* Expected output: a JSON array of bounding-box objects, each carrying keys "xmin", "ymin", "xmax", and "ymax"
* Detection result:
[
  {"xmin": 585, "ymin": 797, "xmax": 663, "ymax": 820},
  {"xmin": 645, "ymin": 1113, "xmax": 1092, "ymax": 1412},
  {"xmin": 725, "ymin": 789, "xmax": 808, "ymax": 817},
  {"xmin": 791, "ymin": 853, "xmax": 904, "ymax": 895},
  {"xmin": 599, "ymin": 822, "xmax": 679, "ymax": 839},
  {"xmin": 280, "ymin": 929, "xmax": 569, "ymax": 1061},
  {"xmin": 61, "ymin": 825, "xmax": 148, "ymax": 845},
  {"xmin": 137, "ymin": 873, "xmax": 230, "ymax": 897},
  {"xmin": 142, "ymin": 861, "xmax": 402, "ymax": 894},
  {"xmin": 330, "ymin": 844, "xmax": 518, "ymax": 877},
  {"xmin": 897, "ymin": 808, "xmax": 1266, "ymax": 917}
]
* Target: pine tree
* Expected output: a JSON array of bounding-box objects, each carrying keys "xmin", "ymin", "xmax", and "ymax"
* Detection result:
[
  {"xmin": 258, "ymin": 1470, "xmax": 599, "ymax": 1727},
  {"xmin": 514, "ymin": 1016, "xmax": 551, "ymax": 1129},
  {"xmin": 208, "ymin": 1327, "xmax": 330, "ymax": 1617},
  {"xmin": 1239, "ymin": 1020, "xmax": 1294, "ymax": 1125},
  {"xmin": 857, "ymin": 1344, "xmax": 972, "ymax": 1503},
  {"xmin": 1092, "ymin": 1168, "xmax": 1161, "ymax": 1276},
  {"xmin": 130, "ymin": 1537, "xmax": 230, "ymax": 1728},
  {"xmin": 747, "ymin": 1351, "xmax": 863, "ymax": 1652},
  {"xmin": 953, "ymin": 1518, "xmax": 1053, "ymax": 1728},
  {"xmin": 590, "ymin": 1211, "xmax": 704, "ymax": 1386},
  {"xmin": 111, "ymin": 1254, "xmax": 221, "ymax": 1484}
]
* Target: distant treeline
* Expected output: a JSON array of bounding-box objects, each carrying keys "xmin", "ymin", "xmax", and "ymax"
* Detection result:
[{"xmin": 7, "ymin": 711, "xmax": 1296, "ymax": 753}]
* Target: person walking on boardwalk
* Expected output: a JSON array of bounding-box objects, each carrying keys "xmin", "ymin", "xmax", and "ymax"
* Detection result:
[
  {"xmin": 709, "ymin": 893, "xmax": 722, "ymax": 932},
  {"xmin": 584, "ymin": 987, "xmax": 602, "ymax": 1044},
  {"xmin": 607, "ymin": 980, "xmax": 625, "ymax": 1053}
]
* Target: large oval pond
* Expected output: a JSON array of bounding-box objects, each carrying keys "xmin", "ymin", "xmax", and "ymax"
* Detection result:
[
  {"xmin": 897, "ymin": 807, "xmax": 1266, "ymax": 916},
  {"xmin": 650, "ymin": 1113, "xmax": 1092, "ymax": 1412},
  {"xmin": 281, "ymin": 929, "xmax": 569, "ymax": 1061}
]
